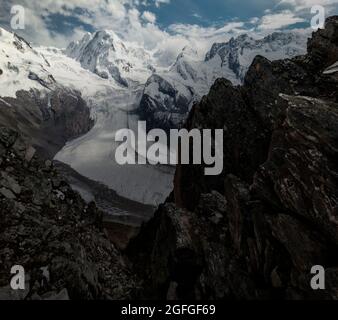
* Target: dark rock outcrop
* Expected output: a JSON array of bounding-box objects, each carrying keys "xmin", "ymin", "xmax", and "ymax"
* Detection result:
[
  {"xmin": 128, "ymin": 17, "xmax": 338, "ymax": 300},
  {"xmin": 139, "ymin": 74, "xmax": 193, "ymax": 133},
  {"xmin": 0, "ymin": 127, "xmax": 136, "ymax": 300},
  {"xmin": 0, "ymin": 88, "xmax": 94, "ymax": 159}
]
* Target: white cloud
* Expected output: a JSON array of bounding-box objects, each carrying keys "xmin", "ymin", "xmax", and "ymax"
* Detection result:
[
  {"xmin": 258, "ymin": 10, "xmax": 305, "ymax": 30},
  {"xmin": 192, "ymin": 13, "xmax": 202, "ymax": 19},
  {"xmin": 249, "ymin": 17, "xmax": 260, "ymax": 24},
  {"xmin": 0, "ymin": 0, "xmax": 250, "ymax": 66},
  {"xmin": 255, "ymin": 0, "xmax": 338, "ymax": 31},
  {"xmin": 154, "ymin": 0, "xmax": 170, "ymax": 8},
  {"xmin": 1, "ymin": 0, "xmax": 131, "ymax": 46},
  {"xmin": 278, "ymin": 0, "xmax": 338, "ymax": 10},
  {"xmin": 2, "ymin": 0, "xmax": 332, "ymax": 66},
  {"xmin": 142, "ymin": 11, "xmax": 156, "ymax": 23},
  {"xmin": 277, "ymin": 0, "xmax": 338, "ymax": 16}
]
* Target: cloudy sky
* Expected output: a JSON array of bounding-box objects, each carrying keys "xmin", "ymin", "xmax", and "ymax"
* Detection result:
[{"xmin": 1, "ymin": 0, "xmax": 338, "ymax": 64}]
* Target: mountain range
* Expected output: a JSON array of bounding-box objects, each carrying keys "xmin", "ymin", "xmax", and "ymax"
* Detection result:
[
  {"xmin": 0, "ymin": 26, "xmax": 308, "ymax": 207},
  {"xmin": 140, "ymin": 31, "xmax": 308, "ymax": 131}
]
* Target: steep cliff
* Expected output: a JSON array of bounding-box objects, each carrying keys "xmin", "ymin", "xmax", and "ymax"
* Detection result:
[{"xmin": 0, "ymin": 89, "xmax": 94, "ymax": 159}]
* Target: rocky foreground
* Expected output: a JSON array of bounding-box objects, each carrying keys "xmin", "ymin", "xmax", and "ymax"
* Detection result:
[
  {"xmin": 0, "ymin": 126, "xmax": 136, "ymax": 299},
  {"xmin": 128, "ymin": 16, "xmax": 338, "ymax": 300}
]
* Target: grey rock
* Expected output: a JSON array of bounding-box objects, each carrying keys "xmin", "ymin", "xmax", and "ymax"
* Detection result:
[
  {"xmin": 25, "ymin": 146, "xmax": 36, "ymax": 162},
  {"xmin": 0, "ymin": 187, "xmax": 16, "ymax": 199},
  {"xmin": 0, "ymin": 127, "xmax": 18, "ymax": 148},
  {"xmin": 1, "ymin": 173, "xmax": 21, "ymax": 194},
  {"xmin": 0, "ymin": 128, "xmax": 137, "ymax": 300},
  {"xmin": 42, "ymin": 288, "xmax": 69, "ymax": 300}
]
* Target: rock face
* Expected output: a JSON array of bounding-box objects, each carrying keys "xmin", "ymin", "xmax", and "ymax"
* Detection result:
[
  {"xmin": 128, "ymin": 16, "xmax": 338, "ymax": 300},
  {"xmin": 0, "ymin": 127, "xmax": 136, "ymax": 300},
  {"xmin": 0, "ymin": 88, "xmax": 94, "ymax": 158},
  {"xmin": 139, "ymin": 73, "xmax": 195, "ymax": 133}
]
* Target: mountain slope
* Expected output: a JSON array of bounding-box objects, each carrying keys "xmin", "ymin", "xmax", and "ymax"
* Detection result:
[
  {"xmin": 0, "ymin": 28, "xmax": 94, "ymax": 159},
  {"xmin": 0, "ymin": 28, "xmax": 56, "ymax": 98}
]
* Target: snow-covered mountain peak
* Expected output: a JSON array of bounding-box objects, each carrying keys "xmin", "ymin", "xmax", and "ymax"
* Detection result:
[
  {"xmin": 66, "ymin": 30, "xmax": 155, "ymax": 86},
  {"xmin": 206, "ymin": 31, "xmax": 308, "ymax": 61},
  {"xmin": 177, "ymin": 46, "xmax": 199, "ymax": 59},
  {"xmin": 0, "ymin": 27, "xmax": 27, "ymax": 47},
  {"xmin": 0, "ymin": 27, "xmax": 40, "ymax": 58},
  {"xmin": 168, "ymin": 45, "xmax": 202, "ymax": 80},
  {"xmin": 204, "ymin": 31, "xmax": 308, "ymax": 81},
  {"xmin": 264, "ymin": 31, "xmax": 305, "ymax": 43},
  {"xmin": 229, "ymin": 33, "xmax": 253, "ymax": 45},
  {"xmin": 0, "ymin": 27, "xmax": 58, "ymax": 98},
  {"xmin": 0, "ymin": 27, "xmax": 120, "ymax": 100}
]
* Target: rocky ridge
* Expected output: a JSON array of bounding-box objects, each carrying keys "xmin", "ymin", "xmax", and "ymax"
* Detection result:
[{"xmin": 128, "ymin": 16, "xmax": 338, "ymax": 300}]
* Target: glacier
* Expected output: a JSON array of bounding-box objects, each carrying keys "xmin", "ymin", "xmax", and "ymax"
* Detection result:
[{"xmin": 54, "ymin": 85, "xmax": 175, "ymax": 206}]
